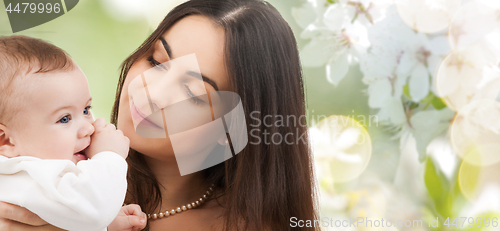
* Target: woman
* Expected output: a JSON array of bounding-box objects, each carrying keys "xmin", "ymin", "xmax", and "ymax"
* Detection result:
[{"xmin": 0, "ymin": 0, "xmax": 318, "ymax": 230}]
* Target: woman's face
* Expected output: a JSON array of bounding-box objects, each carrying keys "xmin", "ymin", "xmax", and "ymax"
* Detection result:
[{"xmin": 117, "ymin": 15, "xmax": 230, "ymax": 161}]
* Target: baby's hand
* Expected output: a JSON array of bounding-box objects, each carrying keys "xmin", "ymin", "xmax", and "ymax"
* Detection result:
[
  {"xmin": 85, "ymin": 118, "xmax": 130, "ymax": 159},
  {"xmin": 108, "ymin": 204, "xmax": 147, "ymax": 231}
]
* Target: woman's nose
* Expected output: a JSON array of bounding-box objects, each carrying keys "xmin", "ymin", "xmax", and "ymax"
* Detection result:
[
  {"xmin": 78, "ymin": 119, "xmax": 95, "ymax": 138},
  {"xmin": 145, "ymin": 72, "xmax": 181, "ymax": 111}
]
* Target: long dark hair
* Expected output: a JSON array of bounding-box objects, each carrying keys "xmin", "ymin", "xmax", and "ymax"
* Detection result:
[{"xmin": 111, "ymin": 0, "xmax": 318, "ymax": 230}]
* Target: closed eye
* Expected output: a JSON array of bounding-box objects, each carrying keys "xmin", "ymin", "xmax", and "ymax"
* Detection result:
[
  {"xmin": 147, "ymin": 56, "xmax": 168, "ymax": 70},
  {"xmin": 184, "ymin": 84, "xmax": 206, "ymax": 106}
]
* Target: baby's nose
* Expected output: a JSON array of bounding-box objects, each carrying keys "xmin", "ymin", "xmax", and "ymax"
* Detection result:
[{"xmin": 78, "ymin": 120, "xmax": 95, "ymax": 138}]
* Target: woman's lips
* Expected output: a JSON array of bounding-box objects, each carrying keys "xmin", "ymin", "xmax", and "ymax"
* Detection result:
[{"xmin": 130, "ymin": 100, "xmax": 163, "ymax": 129}]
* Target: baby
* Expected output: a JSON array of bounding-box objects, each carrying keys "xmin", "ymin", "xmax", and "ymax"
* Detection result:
[{"xmin": 0, "ymin": 36, "xmax": 145, "ymax": 231}]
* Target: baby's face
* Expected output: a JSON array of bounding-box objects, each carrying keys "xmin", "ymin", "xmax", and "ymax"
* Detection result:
[{"xmin": 11, "ymin": 67, "xmax": 94, "ymax": 163}]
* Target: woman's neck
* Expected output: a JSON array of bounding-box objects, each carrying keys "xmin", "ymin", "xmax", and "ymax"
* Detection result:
[{"xmin": 143, "ymin": 155, "xmax": 209, "ymax": 210}]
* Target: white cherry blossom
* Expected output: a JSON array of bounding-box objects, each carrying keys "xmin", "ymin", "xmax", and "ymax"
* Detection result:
[{"xmin": 294, "ymin": 0, "xmax": 391, "ymax": 86}]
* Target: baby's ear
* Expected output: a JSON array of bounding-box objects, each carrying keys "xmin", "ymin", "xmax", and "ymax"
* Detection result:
[{"xmin": 0, "ymin": 124, "xmax": 17, "ymax": 158}]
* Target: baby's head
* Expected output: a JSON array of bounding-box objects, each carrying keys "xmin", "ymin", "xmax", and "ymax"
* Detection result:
[{"xmin": 0, "ymin": 36, "xmax": 94, "ymax": 163}]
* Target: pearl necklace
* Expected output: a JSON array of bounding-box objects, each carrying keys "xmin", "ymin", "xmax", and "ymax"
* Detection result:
[{"xmin": 147, "ymin": 184, "xmax": 215, "ymax": 220}]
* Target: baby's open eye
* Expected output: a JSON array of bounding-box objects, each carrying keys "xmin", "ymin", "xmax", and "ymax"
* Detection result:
[
  {"xmin": 58, "ymin": 115, "xmax": 71, "ymax": 124},
  {"xmin": 83, "ymin": 106, "xmax": 91, "ymax": 116}
]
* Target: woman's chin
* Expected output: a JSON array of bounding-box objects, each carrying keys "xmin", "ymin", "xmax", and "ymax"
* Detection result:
[{"xmin": 130, "ymin": 136, "xmax": 175, "ymax": 159}]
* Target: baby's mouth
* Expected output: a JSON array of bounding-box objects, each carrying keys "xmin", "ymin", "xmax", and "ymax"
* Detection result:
[{"xmin": 74, "ymin": 147, "xmax": 89, "ymax": 161}]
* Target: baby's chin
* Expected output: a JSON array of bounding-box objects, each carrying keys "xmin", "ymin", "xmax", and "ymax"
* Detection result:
[{"xmin": 72, "ymin": 153, "xmax": 88, "ymax": 164}]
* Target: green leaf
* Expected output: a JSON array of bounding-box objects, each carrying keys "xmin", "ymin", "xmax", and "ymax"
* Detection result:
[
  {"xmin": 419, "ymin": 92, "xmax": 448, "ymax": 110},
  {"xmin": 425, "ymin": 157, "xmax": 446, "ymax": 202},
  {"xmin": 424, "ymin": 157, "xmax": 452, "ymax": 218},
  {"xmin": 431, "ymin": 97, "xmax": 447, "ymax": 110},
  {"xmin": 406, "ymin": 101, "xmax": 419, "ymax": 110},
  {"xmin": 403, "ymin": 84, "xmax": 411, "ymax": 98},
  {"xmin": 421, "ymin": 92, "xmax": 434, "ymax": 104},
  {"xmin": 448, "ymin": 179, "xmax": 466, "ymax": 219}
]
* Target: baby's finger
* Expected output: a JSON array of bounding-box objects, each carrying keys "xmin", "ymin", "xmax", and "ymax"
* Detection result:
[
  {"xmin": 93, "ymin": 118, "xmax": 106, "ymax": 131},
  {"xmin": 122, "ymin": 204, "xmax": 142, "ymax": 216},
  {"xmin": 127, "ymin": 215, "xmax": 146, "ymax": 231},
  {"xmin": 139, "ymin": 212, "xmax": 147, "ymax": 227},
  {"xmin": 105, "ymin": 124, "xmax": 117, "ymax": 130}
]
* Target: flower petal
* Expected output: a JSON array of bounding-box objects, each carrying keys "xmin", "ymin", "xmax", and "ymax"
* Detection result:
[
  {"xmin": 368, "ymin": 79, "xmax": 392, "ymax": 108},
  {"xmin": 292, "ymin": 3, "xmax": 317, "ymax": 29},
  {"xmin": 409, "ymin": 63, "xmax": 430, "ymax": 102},
  {"xmin": 377, "ymin": 97, "xmax": 407, "ymax": 125},
  {"xmin": 336, "ymin": 127, "xmax": 362, "ymax": 151},
  {"xmin": 335, "ymin": 152, "xmax": 363, "ymax": 163},
  {"xmin": 300, "ymin": 36, "xmax": 336, "ymax": 67},
  {"xmin": 428, "ymin": 36, "xmax": 451, "ymax": 56},
  {"xmin": 326, "ymin": 52, "xmax": 350, "ymax": 86},
  {"xmin": 323, "ymin": 4, "xmax": 346, "ymax": 32},
  {"xmin": 396, "ymin": 51, "xmax": 417, "ymax": 77},
  {"xmin": 428, "ymin": 54, "xmax": 443, "ymax": 96}
]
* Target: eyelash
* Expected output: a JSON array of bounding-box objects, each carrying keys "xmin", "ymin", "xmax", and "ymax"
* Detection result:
[
  {"xmin": 184, "ymin": 84, "xmax": 206, "ymax": 106},
  {"xmin": 83, "ymin": 106, "xmax": 92, "ymax": 116},
  {"xmin": 147, "ymin": 56, "xmax": 206, "ymax": 106},
  {"xmin": 147, "ymin": 56, "xmax": 167, "ymax": 70},
  {"xmin": 57, "ymin": 106, "xmax": 92, "ymax": 124}
]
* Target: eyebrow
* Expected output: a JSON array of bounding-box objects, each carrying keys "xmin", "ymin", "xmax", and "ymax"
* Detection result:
[
  {"xmin": 51, "ymin": 105, "xmax": 72, "ymax": 115},
  {"xmin": 159, "ymin": 37, "xmax": 220, "ymax": 91},
  {"xmin": 159, "ymin": 37, "xmax": 173, "ymax": 58},
  {"xmin": 52, "ymin": 98, "xmax": 92, "ymax": 115}
]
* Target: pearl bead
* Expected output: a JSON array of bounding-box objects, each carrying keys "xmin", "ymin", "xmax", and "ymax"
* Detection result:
[{"xmin": 145, "ymin": 185, "xmax": 213, "ymax": 220}]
